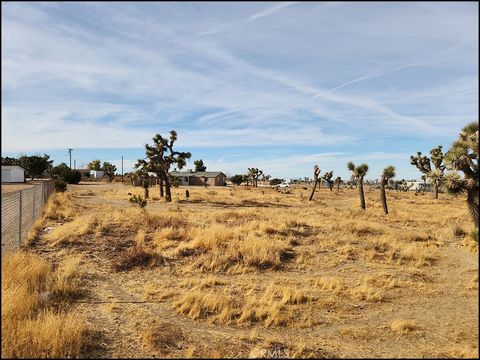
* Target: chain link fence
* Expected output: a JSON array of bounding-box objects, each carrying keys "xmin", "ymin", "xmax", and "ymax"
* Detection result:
[{"xmin": 1, "ymin": 180, "xmax": 55, "ymax": 255}]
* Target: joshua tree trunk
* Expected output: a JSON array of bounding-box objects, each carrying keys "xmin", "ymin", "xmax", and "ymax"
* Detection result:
[
  {"xmin": 380, "ymin": 177, "xmax": 388, "ymax": 215},
  {"xmin": 433, "ymin": 182, "xmax": 438, "ymax": 199},
  {"xmin": 467, "ymin": 188, "xmax": 479, "ymax": 229},
  {"xmin": 336, "ymin": 182, "xmax": 340, "ymax": 191},
  {"xmin": 329, "ymin": 183, "xmax": 333, "ymax": 191},
  {"xmin": 159, "ymin": 177, "xmax": 164, "ymax": 198},
  {"xmin": 358, "ymin": 177, "xmax": 366, "ymax": 210},
  {"xmin": 164, "ymin": 175, "xmax": 172, "ymax": 202},
  {"xmin": 309, "ymin": 179, "xmax": 318, "ymax": 201},
  {"xmin": 144, "ymin": 186, "xmax": 149, "ymax": 199}
]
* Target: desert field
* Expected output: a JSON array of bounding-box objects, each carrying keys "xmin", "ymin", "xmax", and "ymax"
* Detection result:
[{"xmin": 2, "ymin": 181, "xmax": 478, "ymax": 358}]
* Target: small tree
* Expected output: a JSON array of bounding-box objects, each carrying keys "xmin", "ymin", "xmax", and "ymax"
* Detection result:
[
  {"xmin": 309, "ymin": 165, "xmax": 321, "ymax": 201},
  {"xmin": 322, "ymin": 171, "xmax": 334, "ymax": 191},
  {"xmin": 380, "ymin": 166, "xmax": 396, "ymax": 215},
  {"xmin": 410, "ymin": 145, "xmax": 446, "ymax": 199},
  {"xmin": 202, "ymin": 175, "xmax": 209, "ymax": 188},
  {"xmin": 334, "ymin": 176, "xmax": 343, "ymax": 190},
  {"xmin": 1, "ymin": 156, "xmax": 20, "ymax": 166},
  {"xmin": 194, "ymin": 159, "xmax": 207, "ymax": 172},
  {"xmin": 87, "ymin": 159, "xmax": 102, "ymax": 171},
  {"xmin": 230, "ymin": 174, "xmax": 244, "ymax": 186},
  {"xmin": 102, "ymin": 162, "xmax": 117, "ymax": 182},
  {"xmin": 347, "ymin": 162, "xmax": 369, "ymax": 209},
  {"xmin": 129, "ymin": 194, "xmax": 147, "ymax": 215},
  {"xmin": 444, "ymin": 122, "xmax": 479, "ymax": 229},
  {"xmin": 19, "ymin": 154, "xmax": 53, "ymax": 180},
  {"xmin": 269, "ymin": 178, "xmax": 283, "ymax": 186},
  {"xmin": 64, "ymin": 170, "xmax": 82, "ymax": 184},
  {"xmin": 248, "ymin": 168, "xmax": 263, "ymax": 188}
]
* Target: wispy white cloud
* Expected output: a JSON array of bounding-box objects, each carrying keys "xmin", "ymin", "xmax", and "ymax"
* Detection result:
[{"xmin": 248, "ymin": 2, "xmax": 298, "ymax": 21}]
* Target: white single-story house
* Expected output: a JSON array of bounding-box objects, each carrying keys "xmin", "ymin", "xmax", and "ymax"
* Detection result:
[
  {"xmin": 90, "ymin": 170, "xmax": 104, "ymax": 179},
  {"xmin": 406, "ymin": 180, "xmax": 432, "ymax": 192},
  {"xmin": 1, "ymin": 166, "xmax": 25, "ymax": 183}
]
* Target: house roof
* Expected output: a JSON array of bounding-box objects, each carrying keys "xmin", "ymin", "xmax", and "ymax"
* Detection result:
[
  {"xmin": 170, "ymin": 171, "xmax": 225, "ymax": 178},
  {"xmin": 2, "ymin": 166, "xmax": 24, "ymax": 171}
]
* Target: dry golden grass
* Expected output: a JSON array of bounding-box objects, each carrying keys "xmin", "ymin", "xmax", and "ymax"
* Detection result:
[
  {"xmin": 1, "ymin": 251, "xmax": 87, "ymax": 358},
  {"xmin": 390, "ymin": 319, "xmax": 420, "ymax": 334},
  {"xmin": 21, "ymin": 183, "xmax": 478, "ymax": 358}
]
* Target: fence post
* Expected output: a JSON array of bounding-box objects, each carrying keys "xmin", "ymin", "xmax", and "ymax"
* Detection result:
[
  {"xmin": 33, "ymin": 186, "xmax": 36, "ymax": 221},
  {"xmin": 18, "ymin": 190, "xmax": 23, "ymax": 247}
]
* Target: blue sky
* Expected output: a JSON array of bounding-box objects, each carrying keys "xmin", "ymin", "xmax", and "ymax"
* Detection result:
[{"xmin": 2, "ymin": 2, "xmax": 478, "ymax": 179}]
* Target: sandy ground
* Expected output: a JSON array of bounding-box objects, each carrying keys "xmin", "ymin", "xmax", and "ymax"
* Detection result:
[{"xmin": 27, "ymin": 182, "xmax": 478, "ymax": 358}]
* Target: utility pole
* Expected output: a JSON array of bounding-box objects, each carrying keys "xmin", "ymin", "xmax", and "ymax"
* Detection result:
[
  {"xmin": 68, "ymin": 148, "xmax": 73, "ymax": 169},
  {"xmin": 121, "ymin": 156, "xmax": 124, "ymax": 182},
  {"xmin": 74, "ymin": 159, "xmax": 76, "ymax": 169}
]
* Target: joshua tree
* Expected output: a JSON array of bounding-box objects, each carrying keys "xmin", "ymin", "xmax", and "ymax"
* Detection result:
[
  {"xmin": 347, "ymin": 162, "xmax": 369, "ymax": 209},
  {"xmin": 202, "ymin": 175, "xmax": 209, "ymax": 188},
  {"xmin": 102, "ymin": 162, "xmax": 117, "ymax": 182},
  {"xmin": 334, "ymin": 176, "xmax": 343, "ymax": 190},
  {"xmin": 194, "ymin": 159, "xmax": 206, "ymax": 172},
  {"xmin": 133, "ymin": 160, "xmax": 151, "ymax": 198},
  {"xmin": 444, "ymin": 122, "xmax": 479, "ymax": 229},
  {"xmin": 248, "ymin": 168, "xmax": 264, "ymax": 188},
  {"xmin": 380, "ymin": 166, "xmax": 396, "ymax": 215},
  {"xmin": 87, "ymin": 159, "xmax": 102, "ymax": 171},
  {"xmin": 322, "ymin": 171, "xmax": 334, "ymax": 191},
  {"xmin": 410, "ymin": 145, "xmax": 446, "ymax": 199},
  {"xmin": 309, "ymin": 165, "xmax": 321, "ymax": 201},
  {"xmin": 143, "ymin": 131, "xmax": 191, "ymax": 202}
]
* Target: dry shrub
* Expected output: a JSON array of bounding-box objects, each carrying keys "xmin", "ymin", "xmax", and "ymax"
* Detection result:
[
  {"xmin": 316, "ymin": 277, "xmax": 347, "ymax": 292},
  {"xmin": 112, "ymin": 246, "xmax": 163, "ymax": 271},
  {"xmin": 350, "ymin": 284, "xmax": 385, "ymax": 302},
  {"xmin": 1, "ymin": 251, "xmax": 87, "ymax": 358},
  {"xmin": 347, "ymin": 221, "xmax": 385, "ymax": 236},
  {"xmin": 173, "ymin": 290, "xmax": 235, "ymax": 324},
  {"xmin": 51, "ymin": 256, "xmax": 84, "ymax": 300},
  {"xmin": 180, "ymin": 225, "xmax": 294, "ymax": 273},
  {"xmin": 152, "ymin": 226, "xmax": 189, "ymax": 247},
  {"xmin": 404, "ymin": 231, "xmax": 436, "ymax": 242},
  {"xmin": 388, "ymin": 244, "xmax": 436, "ymax": 266},
  {"xmin": 44, "ymin": 214, "xmax": 98, "ymax": 246},
  {"xmin": 142, "ymin": 321, "xmax": 185, "ymax": 352},
  {"xmin": 390, "ymin": 320, "xmax": 419, "ymax": 334},
  {"xmin": 43, "ymin": 192, "xmax": 76, "ymax": 221},
  {"xmin": 146, "ymin": 213, "xmax": 187, "ymax": 230},
  {"xmin": 451, "ymin": 224, "xmax": 467, "ymax": 238},
  {"xmin": 27, "ymin": 218, "xmax": 45, "ymax": 244},
  {"xmin": 237, "ymin": 284, "xmax": 309, "ymax": 327}
]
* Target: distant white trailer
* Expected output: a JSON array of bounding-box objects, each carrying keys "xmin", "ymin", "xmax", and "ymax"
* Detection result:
[
  {"xmin": 1, "ymin": 166, "xmax": 25, "ymax": 183},
  {"xmin": 90, "ymin": 170, "xmax": 104, "ymax": 179}
]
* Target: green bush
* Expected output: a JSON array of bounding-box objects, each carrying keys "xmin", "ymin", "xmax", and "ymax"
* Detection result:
[
  {"xmin": 64, "ymin": 170, "xmax": 81, "ymax": 184},
  {"xmin": 54, "ymin": 179, "xmax": 67, "ymax": 192}
]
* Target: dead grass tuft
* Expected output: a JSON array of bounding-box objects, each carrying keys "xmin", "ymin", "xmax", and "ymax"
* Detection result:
[
  {"xmin": 112, "ymin": 246, "xmax": 164, "ymax": 271},
  {"xmin": 390, "ymin": 320, "xmax": 420, "ymax": 334},
  {"xmin": 1, "ymin": 251, "xmax": 87, "ymax": 358},
  {"xmin": 142, "ymin": 321, "xmax": 185, "ymax": 352}
]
